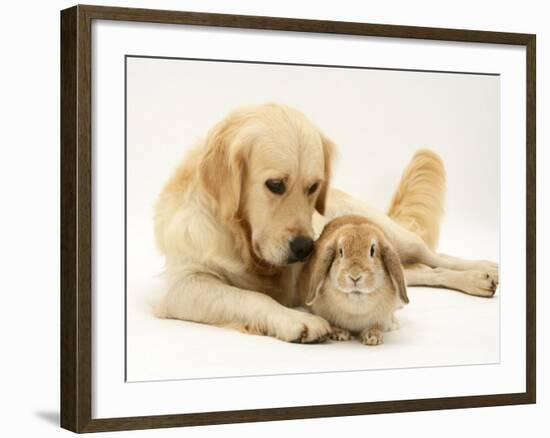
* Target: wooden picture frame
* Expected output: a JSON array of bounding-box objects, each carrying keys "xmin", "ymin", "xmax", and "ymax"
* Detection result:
[{"xmin": 60, "ymin": 4, "xmax": 536, "ymax": 433}]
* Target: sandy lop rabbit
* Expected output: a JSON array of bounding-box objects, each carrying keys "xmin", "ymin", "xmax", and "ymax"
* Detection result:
[{"xmin": 298, "ymin": 215, "xmax": 409, "ymax": 345}]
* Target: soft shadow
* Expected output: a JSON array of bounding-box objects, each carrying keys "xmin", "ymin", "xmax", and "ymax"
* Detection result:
[{"xmin": 34, "ymin": 410, "xmax": 59, "ymax": 426}]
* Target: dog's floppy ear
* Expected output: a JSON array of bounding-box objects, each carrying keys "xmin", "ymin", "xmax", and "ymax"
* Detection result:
[
  {"xmin": 381, "ymin": 243, "xmax": 409, "ymax": 304},
  {"xmin": 315, "ymin": 133, "xmax": 336, "ymax": 215},
  {"xmin": 199, "ymin": 119, "xmax": 246, "ymax": 222}
]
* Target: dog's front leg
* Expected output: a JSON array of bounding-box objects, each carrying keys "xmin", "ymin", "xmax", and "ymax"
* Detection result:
[{"xmin": 156, "ymin": 273, "xmax": 331, "ymax": 343}]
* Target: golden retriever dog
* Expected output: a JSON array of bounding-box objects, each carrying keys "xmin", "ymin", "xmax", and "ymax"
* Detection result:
[{"xmin": 154, "ymin": 103, "xmax": 499, "ymax": 343}]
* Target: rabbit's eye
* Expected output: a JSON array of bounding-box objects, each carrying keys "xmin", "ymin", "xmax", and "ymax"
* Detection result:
[
  {"xmin": 370, "ymin": 244, "xmax": 375, "ymax": 257},
  {"xmin": 339, "ymin": 248, "xmax": 343, "ymax": 257}
]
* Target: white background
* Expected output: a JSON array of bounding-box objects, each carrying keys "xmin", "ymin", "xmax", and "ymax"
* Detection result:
[
  {"xmin": 0, "ymin": 0, "xmax": 546, "ymax": 437},
  {"xmin": 126, "ymin": 57, "xmax": 501, "ymax": 382}
]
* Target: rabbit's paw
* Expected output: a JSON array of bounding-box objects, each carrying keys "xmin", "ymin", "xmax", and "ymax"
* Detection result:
[
  {"xmin": 360, "ymin": 327, "xmax": 384, "ymax": 346},
  {"xmin": 329, "ymin": 326, "xmax": 352, "ymax": 341}
]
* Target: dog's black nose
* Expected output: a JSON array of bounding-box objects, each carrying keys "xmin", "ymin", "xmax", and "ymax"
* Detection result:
[{"xmin": 289, "ymin": 236, "xmax": 314, "ymax": 261}]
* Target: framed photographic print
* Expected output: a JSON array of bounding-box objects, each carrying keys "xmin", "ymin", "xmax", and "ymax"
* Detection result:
[{"xmin": 60, "ymin": 4, "xmax": 536, "ymax": 433}]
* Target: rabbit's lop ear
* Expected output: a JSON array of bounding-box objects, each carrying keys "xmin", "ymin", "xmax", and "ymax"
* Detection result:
[
  {"xmin": 381, "ymin": 244, "xmax": 409, "ymax": 304},
  {"xmin": 304, "ymin": 245, "xmax": 336, "ymax": 306}
]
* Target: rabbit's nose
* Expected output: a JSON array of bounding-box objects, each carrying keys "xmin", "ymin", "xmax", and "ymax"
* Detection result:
[{"xmin": 349, "ymin": 275, "xmax": 362, "ymax": 285}]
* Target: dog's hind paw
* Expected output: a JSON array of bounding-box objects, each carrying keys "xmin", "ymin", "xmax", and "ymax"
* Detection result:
[{"xmin": 463, "ymin": 270, "xmax": 498, "ymax": 297}]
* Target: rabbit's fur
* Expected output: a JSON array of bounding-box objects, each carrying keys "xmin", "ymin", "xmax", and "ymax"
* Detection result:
[{"xmin": 298, "ymin": 215, "xmax": 408, "ymax": 345}]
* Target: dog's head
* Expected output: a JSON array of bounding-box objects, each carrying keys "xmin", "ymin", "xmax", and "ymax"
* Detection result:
[{"xmin": 199, "ymin": 103, "xmax": 335, "ymax": 267}]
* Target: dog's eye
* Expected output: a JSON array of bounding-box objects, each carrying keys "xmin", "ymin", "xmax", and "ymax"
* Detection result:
[
  {"xmin": 265, "ymin": 179, "xmax": 286, "ymax": 195},
  {"xmin": 370, "ymin": 244, "xmax": 375, "ymax": 257},
  {"xmin": 307, "ymin": 182, "xmax": 319, "ymax": 195},
  {"xmin": 339, "ymin": 248, "xmax": 343, "ymax": 257}
]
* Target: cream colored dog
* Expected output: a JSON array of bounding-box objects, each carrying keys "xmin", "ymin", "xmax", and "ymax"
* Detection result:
[{"xmin": 154, "ymin": 103, "xmax": 498, "ymax": 343}]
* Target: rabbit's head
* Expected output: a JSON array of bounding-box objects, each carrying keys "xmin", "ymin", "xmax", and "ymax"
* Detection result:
[{"xmin": 303, "ymin": 215, "xmax": 408, "ymax": 305}]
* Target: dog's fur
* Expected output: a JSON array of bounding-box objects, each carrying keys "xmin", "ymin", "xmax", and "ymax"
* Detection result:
[{"xmin": 154, "ymin": 103, "xmax": 499, "ymax": 343}]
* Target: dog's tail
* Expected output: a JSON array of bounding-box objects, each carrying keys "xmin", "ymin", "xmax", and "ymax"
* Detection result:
[{"xmin": 387, "ymin": 149, "xmax": 446, "ymax": 250}]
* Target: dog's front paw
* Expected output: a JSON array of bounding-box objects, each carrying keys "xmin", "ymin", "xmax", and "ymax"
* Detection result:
[
  {"xmin": 329, "ymin": 326, "xmax": 352, "ymax": 341},
  {"xmin": 271, "ymin": 309, "xmax": 331, "ymax": 344},
  {"xmin": 360, "ymin": 327, "xmax": 383, "ymax": 346}
]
